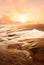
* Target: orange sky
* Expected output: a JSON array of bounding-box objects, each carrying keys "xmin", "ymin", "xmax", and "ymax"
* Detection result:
[{"xmin": 0, "ymin": 0, "xmax": 44, "ymax": 24}]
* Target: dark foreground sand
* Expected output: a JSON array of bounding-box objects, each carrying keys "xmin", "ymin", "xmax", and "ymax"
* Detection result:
[
  {"xmin": 0, "ymin": 38, "xmax": 44, "ymax": 65},
  {"xmin": 0, "ymin": 49, "xmax": 32, "ymax": 65}
]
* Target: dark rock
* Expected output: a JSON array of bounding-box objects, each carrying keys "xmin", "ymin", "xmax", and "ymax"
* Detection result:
[
  {"xmin": 29, "ymin": 38, "xmax": 44, "ymax": 65},
  {"xmin": 7, "ymin": 44, "xmax": 22, "ymax": 50}
]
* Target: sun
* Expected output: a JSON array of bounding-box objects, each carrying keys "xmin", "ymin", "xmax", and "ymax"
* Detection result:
[
  {"xmin": 9, "ymin": 13, "xmax": 27, "ymax": 23},
  {"xmin": 18, "ymin": 15, "xmax": 27, "ymax": 23}
]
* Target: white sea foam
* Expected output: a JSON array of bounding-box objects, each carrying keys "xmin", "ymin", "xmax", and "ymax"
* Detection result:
[
  {"xmin": 0, "ymin": 25, "xmax": 44, "ymax": 40},
  {"xmin": 16, "ymin": 29, "xmax": 44, "ymax": 39}
]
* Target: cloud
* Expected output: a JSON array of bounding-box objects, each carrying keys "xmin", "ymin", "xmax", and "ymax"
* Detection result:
[{"xmin": 0, "ymin": 0, "xmax": 44, "ymax": 22}]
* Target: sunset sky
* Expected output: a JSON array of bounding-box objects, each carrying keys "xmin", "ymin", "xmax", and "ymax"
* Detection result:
[{"xmin": 0, "ymin": 0, "xmax": 44, "ymax": 24}]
